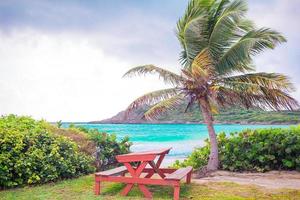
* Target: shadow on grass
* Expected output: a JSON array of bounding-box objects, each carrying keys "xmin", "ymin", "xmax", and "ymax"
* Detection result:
[{"xmin": 102, "ymin": 182, "xmax": 193, "ymax": 199}]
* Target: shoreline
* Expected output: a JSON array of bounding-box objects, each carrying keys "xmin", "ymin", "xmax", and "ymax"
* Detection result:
[{"xmin": 87, "ymin": 121, "xmax": 299, "ymax": 125}]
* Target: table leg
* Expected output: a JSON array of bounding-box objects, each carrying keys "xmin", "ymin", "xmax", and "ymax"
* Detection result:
[
  {"xmin": 121, "ymin": 184, "xmax": 134, "ymax": 196},
  {"xmin": 149, "ymin": 161, "xmax": 165, "ymax": 178},
  {"xmin": 123, "ymin": 163, "xmax": 137, "ymax": 176},
  {"xmin": 186, "ymin": 170, "xmax": 192, "ymax": 184},
  {"xmin": 135, "ymin": 162, "xmax": 148, "ymax": 175},
  {"xmin": 121, "ymin": 161, "xmax": 153, "ymax": 198},
  {"xmin": 138, "ymin": 184, "xmax": 152, "ymax": 198},
  {"xmin": 174, "ymin": 186, "xmax": 180, "ymax": 200},
  {"xmin": 94, "ymin": 180, "xmax": 100, "ymax": 195},
  {"xmin": 144, "ymin": 171, "xmax": 154, "ymax": 178},
  {"xmin": 145, "ymin": 153, "xmax": 167, "ymax": 179},
  {"xmin": 156, "ymin": 153, "xmax": 166, "ymax": 167}
]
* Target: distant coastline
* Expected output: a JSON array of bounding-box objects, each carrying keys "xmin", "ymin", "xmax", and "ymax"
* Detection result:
[
  {"xmin": 88, "ymin": 106, "xmax": 300, "ymax": 125},
  {"xmin": 88, "ymin": 121, "xmax": 299, "ymax": 125}
]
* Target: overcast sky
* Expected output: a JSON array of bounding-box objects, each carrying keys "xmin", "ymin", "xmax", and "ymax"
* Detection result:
[{"xmin": 0, "ymin": 0, "xmax": 299, "ymax": 122}]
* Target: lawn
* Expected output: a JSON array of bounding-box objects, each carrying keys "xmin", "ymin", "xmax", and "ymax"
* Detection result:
[{"xmin": 1, "ymin": 175, "xmax": 300, "ymax": 200}]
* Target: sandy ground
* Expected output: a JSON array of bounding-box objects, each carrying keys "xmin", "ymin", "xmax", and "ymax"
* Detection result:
[{"xmin": 193, "ymin": 170, "xmax": 300, "ymax": 189}]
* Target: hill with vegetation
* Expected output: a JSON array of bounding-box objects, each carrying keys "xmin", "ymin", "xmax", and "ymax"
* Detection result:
[{"xmin": 94, "ymin": 105, "xmax": 300, "ymax": 124}]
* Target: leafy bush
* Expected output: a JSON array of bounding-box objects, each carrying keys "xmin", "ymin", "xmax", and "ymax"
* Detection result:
[
  {"xmin": 173, "ymin": 126, "xmax": 300, "ymax": 172},
  {"xmin": 173, "ymin": 144, "xmax": 210, "ymax": 170},
  {"xmin": 86, "ymin": 128, "xmax": 131, "ymax": 170},
  {"xmin": 0, "ymin": 115, "xmax": 95, "ymax": 188},
  {"xmin": 66, "ymin": 125, "xmax": 132, "ymax": 170},
  {"xmin": 50, "ymin": 126, "xmax": 96, "ymax": 156}
]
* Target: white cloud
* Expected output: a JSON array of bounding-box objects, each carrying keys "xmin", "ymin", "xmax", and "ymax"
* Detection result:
[{"xmin": 0, "ymin": 29, "xmax": 170, "ymax": 121}]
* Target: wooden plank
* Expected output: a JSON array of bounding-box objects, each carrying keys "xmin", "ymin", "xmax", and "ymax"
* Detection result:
[
  {"xmin": 149, "ymin": 161, "xmax": 165, "ymax": 178},
  {"xmin": 145, "ymin": 153, "xmax": 167, "ymax": 178},
  {"xmin": 135, "ymin": 161, "xmax": 148, "ymax": 176},
  {"xmin": 116, "ymin": 154, "xmax": 156, "ymax": 163},
  {"xmin": 123, "ymin": 163, "xmax": 136, "ymax": 176},
  {"xmin": 116, "ymin": 148, "xmax": 171, "ymax": 159},
  {"xmin": 156, "ymin": 153, "xmax": 166, "ymax": 167},
  {"xmin": 165, "ymin": 166, "xmax": 193, "ymax": 180},
  {"xmin": 142, "ymin": 168, "xmax": 177, "ymax": 174},
  {"xmin": 116, "ymin": 148, "xmax": 171, "ymax": 163},
  {"xmin": 95, "ymin": 166, "xmax": 127, "ymax": 177}
]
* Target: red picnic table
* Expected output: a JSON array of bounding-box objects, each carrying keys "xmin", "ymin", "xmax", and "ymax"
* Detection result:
[{"xmin": 95, "ymin": 148, "xmax": 192, "ymax": 200}]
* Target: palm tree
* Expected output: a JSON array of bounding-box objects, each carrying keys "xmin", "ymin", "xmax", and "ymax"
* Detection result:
[{"xmin": 123, "ymin": 0, "xmax": 299, "ymax": 172}]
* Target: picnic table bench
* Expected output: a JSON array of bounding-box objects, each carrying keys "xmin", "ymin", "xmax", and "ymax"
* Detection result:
[{"xmin": 94, "ymin": 148, "xmax": 192, "ymax": 200}]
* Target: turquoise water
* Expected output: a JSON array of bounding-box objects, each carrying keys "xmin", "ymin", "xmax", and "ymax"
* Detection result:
[{"xmin": 64, "ymin": 123, "xmax": 290, "ymax": 165}]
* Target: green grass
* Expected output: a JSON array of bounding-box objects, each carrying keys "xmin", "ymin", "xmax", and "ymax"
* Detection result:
[{"xmin": 1, "ymin": 175, "xmax": 299, "ymax": 200}]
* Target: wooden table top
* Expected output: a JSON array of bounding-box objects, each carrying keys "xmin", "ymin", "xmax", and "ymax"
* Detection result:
[{"xmin": 116, "ymin": 148, "xmax": 171, "ymax": 163}]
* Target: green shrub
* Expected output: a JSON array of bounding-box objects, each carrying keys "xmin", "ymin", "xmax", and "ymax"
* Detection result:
[
  {"xmin": 88, "ymin": 129, "xmax": 131, "ymax": 170},
  {"xmin": 173, "ymin": 126, "xmax": 300, "ymax": 172},
  {"xmin": 69, "ymin": 125, "xmax": 90, "ymax": 134},
  {"xmin": 67, "ymin": 125, "xmax": 132, "ymax": 171},
  {"xmin": 0, "ymin": 115, "xmax": 95, "ymax": 188}
]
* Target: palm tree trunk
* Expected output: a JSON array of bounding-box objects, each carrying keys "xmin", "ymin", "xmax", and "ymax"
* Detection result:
[{"xmin": 199, "ymin": 98, "xmax": 219, "ymax": 171}]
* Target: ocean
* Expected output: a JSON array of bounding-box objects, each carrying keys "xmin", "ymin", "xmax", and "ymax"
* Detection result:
[{"xmin": 63, "ymin": 123, "xmax": 290, "ymax": 166}]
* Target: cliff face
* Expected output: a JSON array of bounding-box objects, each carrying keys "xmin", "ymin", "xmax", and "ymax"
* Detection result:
[
  {"xmin": 92, "ymin": 110, "xmax": 147, "ymax": 124},
  {"xmin": 90, "ymin": 106, "xmax": 153, "ymax": 124}
]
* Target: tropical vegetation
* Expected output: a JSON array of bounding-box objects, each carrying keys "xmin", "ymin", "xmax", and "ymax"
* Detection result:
[
  {"xmin": 0, "ymin": 115, "xmax": 94, "ymax": 188},
  {"xmin": 123, "ymin": 0, "xmax": 299, "ymax": 172},
  {"xmin": 71, "ymin": 126, "xmax": 132, "ymax": 170},
  {"xmin": 0, "ymin": 115, "xmax": 131, "ymax": 188},
  {"xmin": 173, "ymin": 125, "xmax": 300, "ymax": 172}
]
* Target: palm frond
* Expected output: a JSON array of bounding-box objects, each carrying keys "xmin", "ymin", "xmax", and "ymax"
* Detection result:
[
  {"xmin": 123, "ymin": 65, "xmax": 184, "ymax": 86},
  {"xmin": 216, "ymin": 28, "xmax": 286, "ymax": 75},
  {"xmin": 209, "ymin": 0, "xmax": 248, "ymax": 59},
  {"xmin": 212, "ymin": 73, "xmax": 299, "ymax": 110},
  {"xmin": 177, "ymin": 0, "xmax": 213, "ymax": 46},
  {"xmin": 126, "ymin": 88, "xmax": 179, "ymax": 113},
  {"xmin": 246, "ymin": 28, "xmax": 286, "ymax": 54},
  {"xmin": 218, "ymin": 72, "xmax": 294, "ymax": 92},
  {"xmin": 215, "ymin": 86, "xmax": 298, "ymax": 111},
  {"xmin": 207, "ymin": 0, "xmax": 230, "ymax": 35},
  {"xmin": 237, "ymin": 19, "xmax": 255, "ymax": 33},
  {"xmin": 191, "ymin": 47, "xmax": 215, "ymax": 79},
  {"xmin": 176, "ymin": 0, "xmax": 214, "ymax": 68},
  {"xmin": 181, "ymin": 15, "xmax": 210, "ymax": 68},
  {"xmin": 144, "ymin": 95, "xmax": 185, "ymax": 120}
]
